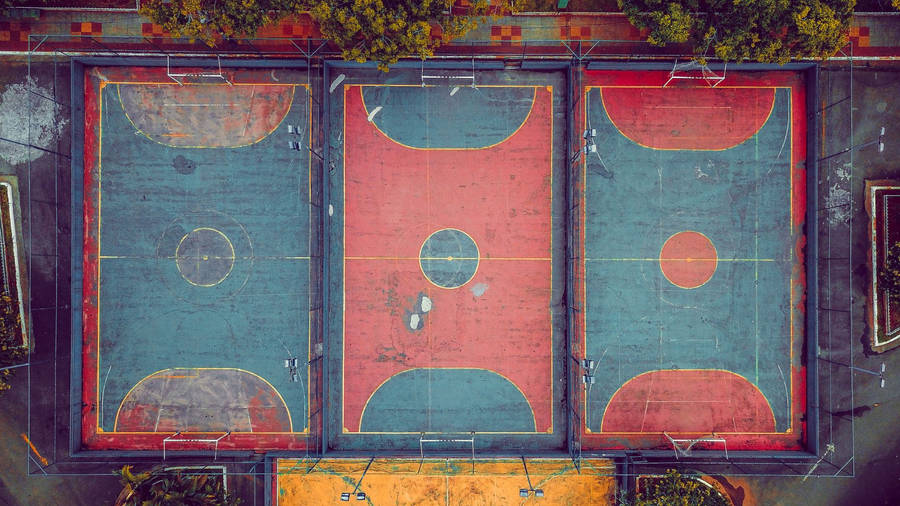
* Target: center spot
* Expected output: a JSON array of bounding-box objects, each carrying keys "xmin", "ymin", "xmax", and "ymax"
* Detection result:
[
  {"xmin": 175, "ymin": 227, "xmax": 235, "ymax": 287},
  {"xmin": 419, "ymin": 228, "xmax": 479, "ymax": 289},
  {"xmin": 659, "ymin": 231, "xmax": 717, "ymax": 289}
]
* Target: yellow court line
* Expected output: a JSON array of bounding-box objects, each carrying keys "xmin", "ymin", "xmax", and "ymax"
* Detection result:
[
  {"xmin": 342, "ymin": 83, "xmax": 556, "ymax": 435},
  {"xmin": 116, "ymin": 83, "xmax": 298, "ymax": 149},
  {"xmin": 358, "ymin": 85, "xmax": 539, "ymax": 151},
  {"xmin": 95, "ymin": 81, "xmax": 314, "ymax": 436},
  {"xmin": 113, "ymin": 367, "xmax": 296, "ymax": 433},
  {"xmin": 345, "ymin": 256, "xmax": 550, "ymax": 261},
  {"xmin": 99, "ymin": 255, "xmax": 310, "ymax": 260},
  {"xmin": 354, "ymin": 367, "xmax": 539, "ymax": 435},
  {"xmin": 106, "ymin": 81, "xmax": 304, "ymax": 87},
  {"xmin": 598, "ymin": 368, "xmax": 776, "ymax": 434},
  {"xmin": 580, "ymin": 82, "xmax": 799, "ymax": 437},
  {"xmin": 595, "ymin": 86, "xmax": 777, "ymax": 152},
  {"xmin": 584, "ymin": 258, "xmax": 775, "ymax": 262}
]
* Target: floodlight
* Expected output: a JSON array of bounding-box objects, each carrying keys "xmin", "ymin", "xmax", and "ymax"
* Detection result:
[
  {"xmin": 582, "ymin": 359, "xmax": 595, "ymax": 370},
  {"xmin": 583, "ymin": 129, "xmax": 596, "ymax": 139},
  {"xmin": 340, "ymin": 492, "xmax": 351, "ymax": 501},
  {"xmin": 583, "ymin": 374, "xmax": 596, "ymax": 384},
  {"xmin": 356, "ymin": 492, "xmax": 366, "ymax": 500},
  {"xmin": 330, "ymin": 73, "xmax": 346, "ymax": 94},
  {"xmin": 535, "ymin": 489, "xmax": 544, "ymax": 497},
  {"xmin": 520, "ymin": 489, "xmax": 530, "ymax": 497}
]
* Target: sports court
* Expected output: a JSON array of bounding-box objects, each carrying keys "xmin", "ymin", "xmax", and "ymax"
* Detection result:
[
  {"xmin": 576, "ymin": 69, "xmax": 807, "ymax": 451},
  {"xmin": 78, "ymin": 65, "xmax": 313, "ymax": 450},
  {"xmin": 72, "ymin": 61, "xmax": 810, "ymax": 455}
]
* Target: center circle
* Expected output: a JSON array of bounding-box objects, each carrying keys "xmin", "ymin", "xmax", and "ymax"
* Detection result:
[
  {"xmin": 175, "ymin": 227, "xmax": 235, "ymax": 287},
  {"xmin": 659, "ymin": 231, "xmax": 717, "ymax": 289},
  {"xmin": 419, "ymin": 228, "xmax": 479, "ymax": 289}
]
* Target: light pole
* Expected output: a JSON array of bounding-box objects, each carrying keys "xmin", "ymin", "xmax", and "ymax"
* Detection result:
[
  {"xmin": 818, "ymin": 357, "xmax": 886, "ymax": 388},
  {"xmin": 518, "ymin": 456, "xmax": 544, "ymax": 498},
  {"xmin": 818, "ymin": 126, "xmax": 886, "ymax": 162}
]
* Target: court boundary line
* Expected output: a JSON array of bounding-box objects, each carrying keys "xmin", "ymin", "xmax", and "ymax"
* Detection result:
[
  {"xmin": 89, "ymin": 76, "xmax": 314, "ymax": 442},
  {"xmin": 340, "ymin": 82, "xmax": 556, "ymax": 435},
  {"xmin": 581, "ymin": 78, "xmax": 802, "ymax": 439}
]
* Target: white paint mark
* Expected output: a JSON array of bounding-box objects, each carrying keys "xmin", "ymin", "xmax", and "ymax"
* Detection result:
[
  {"xmin": 835, "ymin": 162, "xmax": 851, "ymax": 182},
  {"xmin": 270, "ymin": 69, "xmax": 280, "ymax": 82},
  {"xmin": 328, "ymin": 204, "xmax": 334, "ymax": 216},
  {"xmin": 876, "ymin": 101, "xmax": 887, "ymax": 113},
  {"xmin": 0, "ymin": 76, "xmax": 68, "ymax": 165},
  {"xmin": 470, "ymin": 282, "xmax": 488, "ymax": 297},
  {"xmin": 420, "ymin": 296, "xmax": 432, "ymax": 313},
  {"xmin": 329, "ymin": 73, "xmax": 346, "ymax": 94},
  {"xmin": 450, "ymin": 86, "xmax": 460, "ymax": 96},
  {"xmin": 825, "ymin": 183, "xmax": 851, "ymax": 226},
  {"xmin": 367, "ymin": 106, "xmax": 383, "ymax": 122},
  {"xmin": 409, "ymin": 313, "xmax": 420, "ymax": 329}
]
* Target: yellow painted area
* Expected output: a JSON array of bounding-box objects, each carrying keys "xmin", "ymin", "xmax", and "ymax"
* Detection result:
[{"xmin": 276, "ymin": 458, "xmax": 616, "ymax": 505}]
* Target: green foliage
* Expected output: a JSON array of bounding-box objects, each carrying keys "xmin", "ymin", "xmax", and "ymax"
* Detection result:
[
  {"xmin": 618, "ymin": 0, "xmax": 856, "ymax": 64},
  {"xmin": 114, "ymin": 465, "xmax": 241, "ymax": 506},
  {"xmin": 879, "ymin": 241, "xmax": 900, "ymax": 299},
  {"xmin": 312, "ymin": 0, "xmax": 505, "ymax": 71},
  {"xmin": 619, "ymin": 470, "xmax": 730, "ymax": 506},
  {"xmin": 0, "ymin": 294, "xmax": 24, "ymax": 394},
  {"xmin": 514, "ymin": 0, "xmax": 620, "ymax": 10},
  {"xmin": 140, "ymin": 0, "xmax": 518, "ymax": 70},
  {"xmin": 139, "ymin": 0, "xmax": 312, "ymax": 45}
]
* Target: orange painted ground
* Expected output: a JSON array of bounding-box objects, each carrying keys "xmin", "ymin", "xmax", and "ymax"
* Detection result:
[{"xmin": 276, "ymin": 459, "xmax": 616, "ymax": 505}]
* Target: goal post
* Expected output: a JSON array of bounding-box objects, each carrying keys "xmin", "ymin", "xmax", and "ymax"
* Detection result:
[
  {"xmin": 167, "ymin": 55, "xmax": 233, "ymax": 86},
  {"xmin": 663, "ymin": 432, "xmax": 729, "ymax": 459},
  {"xmin": 162, "ymin": 431, "xmax": 231, "ymax": 460},
  {"xmin": 663, "ymin": 59, "xmax": 726, "ymax": 88},
  {"xmin": 418, "ymin": 431, "xmax": 476, "ymax": 474}
]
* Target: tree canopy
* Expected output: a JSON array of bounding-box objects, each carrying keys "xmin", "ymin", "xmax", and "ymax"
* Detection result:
[
  {"xmin": 312, "ymin": 0, "xmax": 494, "ymax": 71},
  {"xmin": 114, "ymin": 465, "xmax": 241, "ymax": 506},
  {"xmin": 140, "ymin": 0, "xmax": 517, "ymax": 70},
  {"xmin": 617, "ymin": 0, "xmax": 856, "ymax": 64},
  {"xmin": 139, "ymin": 0, "xmax": 309, "ymax": 45},
  {"xmin": 620, "ymin": 470, "xmax": 730, "ymax": 506},
  {"xmin": 0, "ymin": 294, "xmax": 24, "ymax": 395}
]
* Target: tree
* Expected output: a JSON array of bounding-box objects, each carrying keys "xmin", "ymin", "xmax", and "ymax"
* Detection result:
[
  {"xmin": 140, "ymin": 0, "xmax": 518, "ymax": 69},
  {"xmin": 311, "ymin": 0, "xmax": 508, "ymax": 71},
  {"xmin": 139, "ymin": 0, "xmax": 312, "ymax": 46},
  {"xmin": 619, "ymin": 469, "xmax": 730, "ymax": 506},
  {"xmin": 617, "ymin": 0, "xmax": 856, "ymax": 64},
  {"xmin": 879, "ymin": 241, "xmax": 900, "ymax": 300},
  {"xmin": 114, "ymin": 465, "xmax": 241, "ymax": 506},
  {"xmin": 0, "ymin": 294, "xmax": 24, "ymax": 395}
]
